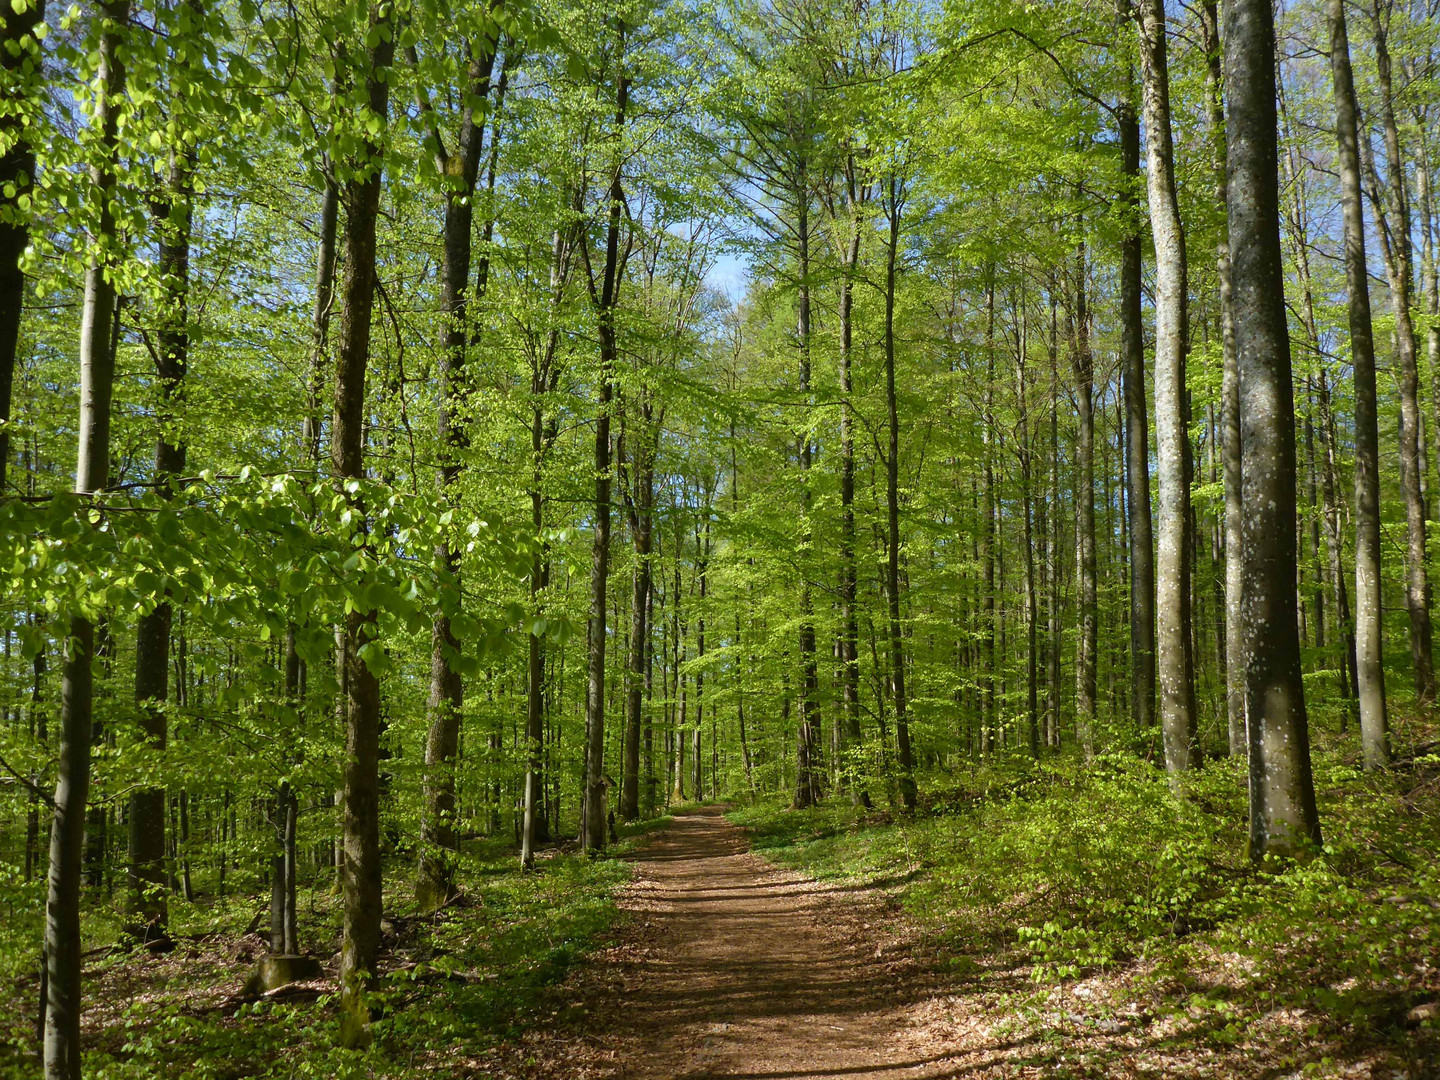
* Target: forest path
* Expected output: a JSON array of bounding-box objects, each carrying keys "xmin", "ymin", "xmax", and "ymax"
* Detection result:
[{"xmin": 497, "ymin": 806, "xmax": 985, "ymax": 1079}]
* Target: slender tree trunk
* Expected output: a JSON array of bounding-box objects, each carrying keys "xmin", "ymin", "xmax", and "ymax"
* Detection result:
[
  {"xmin": 1117, "ymin": 85, "xmax": 1155, "ymax": 734},
  {"xmin": 1047, "ymin": 293, "xmax": 1062, "ymax": 748},
  {"xmin": 693, "ymin": 518, "xmax": 708, "ymax": 800},
  {"xmin": 128, "ymin": 145, "xmax": 194, "ymax": 946},
  {"xmin": 794, "ymin": 157, "xmax": 821, "ymax": 809},
  {"xmin": 305, "ymin": 170, "xmax": 339, "ymax": 459},
  {"xmin": 1365, "ymin": 0, "xmax": 1434, "ymax": 703},
  {"xmin": 838, "ymin": 161, "xmax": 863, "ymax": 800},
  {"xmin": 1329, "ymin": 0, "xmax": 1389, "ymax": 767},
  {"xmin": 1226, "ymin": 0, "xmax": 1322, "ymax": 856},
  {"xmin": 1138, "ymin": 0, "xmax": 1199, "ymax": 774},
  {"xmin": 883, "ymin": 179, "xmax": 916, "ymax": 808},
  {"xmin": 522, "ymin": 225, "xmax": 570, "ymax": 866},
  {"xmin": 1016, "ymin": 291, "xmax": 1041, "ymax": 757},
  {"xmin": 1200, "ymin": 0, "xmax": 1246, "ymax": 757},
  {"xmin": 418, "ymin": 35, "xmax": 502, "ymax": 909},
  {"xmin": 46, "ymin": 7, "xmax": 127, "ymax": 1077},
  {"xmin": 1317, "ymin": 368, "xmax": 1359, "ymax": 704},
  {"xmin": 982, "ymin": 277, "xmax": 998, "ymax": 756},
  {"xmin": 0, "ymin": 0, "xmax": 44, "ymax": 490},
  {"xmin": 583, "ymin": 37, "xmax": 628, "ymax": 851},
  {"xmin": 1071, "ymin": 241, "xmax": 1097, "ymax": 756},
  {"xmin": 332, "ymin": 3, "xmax": 394, "ymax": 1046},
  {"xmin": 621, "ymin": 452, "xmax": 653, "ymax": 822},
  {"xmin": 1421, "ymin": 135, "xmax": 1440, "ymax": 520}
]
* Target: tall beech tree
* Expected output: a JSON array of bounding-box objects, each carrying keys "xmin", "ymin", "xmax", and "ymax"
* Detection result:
[
  {"xmin": 1199, "ymin": 0, "xmax": 1245, "ymax": 758},
  {"xmin": 581, "ymin": 19, "xmax": 630, "ymax": 852},
  {"xmin": 1137, "ymin": 0, "xmax": 1197, "ymax": 774},
  {"xmin": 330, "ymin": 0, "xmax": 396, "ymax": 1045},
  {"xmin": 1328, "ymin": 0, "xmax": 1389, "ymax": 768},
  {"xmin": 414, "ymin": 15, "xmax": 505, "ymax": 911},
  {"xmin": 1116, "ymin": 61, "xmax": 1154, "ymax": 735},
  {"xmin": 1363, "ymin": 0, "xmax": 1433, "ymax": 705},
  {"xmin": 1225, "ymin": 0, "xmax": 1321, "ymax": 858},
  {"xmin": 45, "ymin": 6, "xmax": 129, "ymax": 1075},
  {"xmin": 127, "ymin": 143, "xmax": 193, "ymax": 947}
]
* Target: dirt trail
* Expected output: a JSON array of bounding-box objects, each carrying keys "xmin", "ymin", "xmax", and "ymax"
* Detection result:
[{"xmin": 500, "ymin": 806, "xmax": 977, "ymax": 1080}]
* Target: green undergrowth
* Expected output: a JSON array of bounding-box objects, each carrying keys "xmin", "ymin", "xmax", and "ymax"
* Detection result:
[
  {"xmin": 1, "ymin": 819, "xmax": 666, "ymax": 1080},
  {"xmin": 729, "ymin": 748, "xmax": 1440, "ymax": 1052}
]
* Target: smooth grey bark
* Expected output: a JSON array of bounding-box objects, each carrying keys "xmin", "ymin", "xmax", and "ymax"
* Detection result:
[
  {"xmin": 1117, "ymin": 89, "xmax": 1155, "ymax": 734},
  {"xmin": 1329, "ymin": 0, "xmax": 1389, "ymax": 768},
  {"xmin": 582, "ymin": 34, "xmax": 628, "ymax": 851},
  {"xmin": 1138, "ymin": 0, "xmax": 1199, "ymax": 775},
  {"xmin": 1200, "ymin": 0, "xmax": 1246, "ymax": 758},
  {"xmin": 332, "ymin": 3, "xmax": 394, "ymax": 1047},
  {"xmin": 1364, "ymin": 0, "xmax": 1433, "ymax": 703},
  {"xmin": 1225, "ymin": 0, "xmax": 1322, "ymax": 858},
  {"xmin": 128, "ymin": 145, "xmax": 194, "ymax": 946},
  {"xmin": 0, "ymin": 0, "xmax": 44, "ymax": 491},
  {"xmin": 416, "ymin": 30, "xmax": 503, "ymax": 910},
  {"xmin": 46, "ymin": 6, "xmax": 128, "ymax": 1077}
]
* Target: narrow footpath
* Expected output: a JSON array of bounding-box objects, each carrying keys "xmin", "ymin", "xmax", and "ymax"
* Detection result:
[{"xmin": 494, "ymin": 806, "xmax": 988, "ymax": 1079}]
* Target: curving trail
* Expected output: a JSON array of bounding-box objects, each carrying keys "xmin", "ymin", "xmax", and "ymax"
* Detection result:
[{"xmin": 497, "ymin": 806, "xmax": 977, "ymax": 1080}]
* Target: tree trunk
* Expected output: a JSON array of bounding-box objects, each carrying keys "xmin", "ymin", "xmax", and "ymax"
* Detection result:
[
  {"xmin": 693, "ymin": 517, "xmax": 708, "ymax": 801},
  {"xmin": 583, "ymin": 36, "xmax": 628, "ymax": 851},
  {"xmin": 332, "ymin": 3, "xmax": 394, "ymax": 1046},
  {"xmin": 838, "ymin": 158, "xmax": 863, "ymax": 800},
  {"xmin": 46, "ymin": 7, "xmax": 128, "ymax": 1077},
  {"xmin": 1421, "ymin": 135, "xmax": 1440, "ymax": 524},
  {"xmin": 1138, "ymin": 0, "xmax": 1199, "ymax": 775},
  {"xmin": 1365, "ymin": 0, "xmax": 1434, "ymax": 704},
  {"xmin": 129, "ymin": 144, "xmax": 193, "ymax": 946},
  {"xmin": 621, "ymin": 450, "xmax": 653, "ymax": 822},
  {"xmin": 982, "ymin": 277, "xmax": 997, "ymax": 756},
  {"xmin": 1047, "ymin": 293, "xmax": 1062, "ymax": 748},
  {"xmin": 1200, "ymin": 0, "xmax": 1246, "ymax": 758},
  {"xmin": 1071, "ymin": 241, "xmax": 1097, "ymax": 756},
  {"xmin": 883, "ymin": 178, "xmax": 916, "ymax": 808},
  {"xmin": 1226, "ymin": 0, "xmax": 1322, "ymax": 857},
  {"xmin": 418, "ymin": 32, "xmax": 502, "ymax": 910},
  {"xmin": 793, "ymin": 155, "xmax": 821, "ymax": 810},
  {"xmin": 1117, "ymin": 85, "xmax": 1155, "ymax": 734},
  {"xmin": 1016, "ymin": 289, "xmax": 1040, "ymax": 757},
  {"xmin": 0, "ymin": 0, "xmax": 44, "ymax": 490},
  {"xmin": 1329, "ymin": 0, "xmax": 1389, "ymax": 767}
]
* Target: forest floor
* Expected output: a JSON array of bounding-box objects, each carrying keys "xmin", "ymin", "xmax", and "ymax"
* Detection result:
[
  {"xmin": 490, "ymin": 804, "xmax": 964, "ymax": 1079},
  {"xmin": 489, "ymin": 806, "xmax": 973, "ymax": 1077},
  {"xmin": 491, "ymin": 791, "xmax": 1439, "ymax": 1080},
  {"xmin": 3, "ymin": 750, "xmax": 1436, "ymax": 1079}
]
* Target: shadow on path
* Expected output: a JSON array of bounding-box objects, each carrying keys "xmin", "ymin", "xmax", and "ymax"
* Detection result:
[{"xmin": 540, "ymin": 806, "xmax": 962, "ymax": 1079}]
